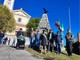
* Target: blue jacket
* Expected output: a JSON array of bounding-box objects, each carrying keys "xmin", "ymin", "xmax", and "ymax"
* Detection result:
[
  {"xmin": 56, "ymin": 35, "xmax": 62, "ymax": 44},
  {"xmin": 35, "ymin": 33, "xmax": 40, "ymax": 40}
]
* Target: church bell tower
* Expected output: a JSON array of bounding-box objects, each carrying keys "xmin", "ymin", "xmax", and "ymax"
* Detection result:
[{"xmin": 4, "ymin": 0, "xmax": 15, "ymax": 11}]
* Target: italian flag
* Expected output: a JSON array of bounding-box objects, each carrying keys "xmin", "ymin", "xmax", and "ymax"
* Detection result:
[
  {"xmin": 55, "ymin": 20, "xmax": 64, "ymax": 32},
  {"xmin": 58, "ymin": 24, "xmax": 64, "ymax": 32},
  {"xmin": 55, "ymin": 19, "xmax": 60, "ymax": 28}
]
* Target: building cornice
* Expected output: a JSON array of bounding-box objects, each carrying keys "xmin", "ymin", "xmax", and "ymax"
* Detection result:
[{"xmin": 12, "ymin": 8, "xmax": 31, "ymax": 18}]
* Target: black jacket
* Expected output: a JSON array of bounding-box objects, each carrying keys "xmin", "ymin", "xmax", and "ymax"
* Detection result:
[
  {"xmin": 47, "ymin": 32, "xmax": 55, "ymax": 42},
  {"xmin": 16, "ymin": 31, "xmax": 24, "ymax": 37}
]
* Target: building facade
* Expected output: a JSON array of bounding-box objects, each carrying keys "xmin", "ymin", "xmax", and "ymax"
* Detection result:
[
  {"xmin": 3, "ymin": 0, "xmax": 31, "ymax": 34},
  {"xmin": 12, "ymin": 8, "xmax": 31, "ymax": 31}
]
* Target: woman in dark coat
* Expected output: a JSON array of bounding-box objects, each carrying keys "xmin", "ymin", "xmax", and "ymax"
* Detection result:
[{"xmin": 40, "ymin": 30, "xmax": 47, "ymax": 54}]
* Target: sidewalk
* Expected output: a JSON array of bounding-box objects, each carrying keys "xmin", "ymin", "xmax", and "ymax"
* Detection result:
[{"xmin": 0, "ymin": 45, "xmax": 43, "ymax": 60}]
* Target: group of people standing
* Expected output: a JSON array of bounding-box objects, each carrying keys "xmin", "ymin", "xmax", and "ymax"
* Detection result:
[
  {"xmin": 0, "ymin": 31, "xmax": 15, "ymax": 46},
  {"xmin": 29, "ymin": 28, "xmax": 73, "ymax": 56},
  {"xmin": 0, "ymin": 31, "xmax": 10, "ymax": 45},
  {"xmin": 0, "ymin": 28, "xmax": 25, "ymax": 49},
  {"xmin": 0, "ymin": 27, "xmax": 73, "ymax": 56}
]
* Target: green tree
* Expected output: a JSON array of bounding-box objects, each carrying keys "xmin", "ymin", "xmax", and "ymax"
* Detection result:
[
  {"xmin": 26, "ymin": 18, "xmax": 40, "ymax": 37},
  {"xmin": 0, "ymin": 5, "xmax": 15, "ymax": 33}
]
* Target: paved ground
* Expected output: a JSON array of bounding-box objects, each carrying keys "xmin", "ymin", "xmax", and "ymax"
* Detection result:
[{"xmin": 0, "ymin": 45, "xmax": 43, "ymax": 60}]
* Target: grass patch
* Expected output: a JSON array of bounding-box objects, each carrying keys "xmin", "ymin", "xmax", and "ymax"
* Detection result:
[{"xmin": 25, "ymin": 46, "xmax": 80, "ymax": 60}]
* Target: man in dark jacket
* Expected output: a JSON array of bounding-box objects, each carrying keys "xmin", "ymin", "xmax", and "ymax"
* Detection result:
[
  {"xmin": 16, "ymin": 28, "xmax": 24, "ymax": 48},
  {"xmin": 16, "ymin": 28, "xmax": 24, "ymax": 37},
  {"xmin": 56, "ymin": 31, "xmax": 62, "ymax": 55},
  {"xmin": 47, "ymin": 29, "xmax": 55, "ymax": 52},
  {"xmin": 65, "ymin": 28, "xmax": 73, "ymax": 56}
]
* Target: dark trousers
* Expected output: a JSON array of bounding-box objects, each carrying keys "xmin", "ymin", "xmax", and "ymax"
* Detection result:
[
  {"xmin": 0, "ymin": 38, "xmax": 2, "ymax": 44},
  {"xmin": 16, "ymin": 40, "xmax": 25, "ymax": 48},
  {"xmin": 56, "ymin": 44, "xmax": 61, "ymax": 54},
  {"xmin": 66, "ymin": 41, "xmax": 73, "ymax": 56},
  {"xmin": 48, "ymin": 41, "xmax": 54, "ymax": 52}
]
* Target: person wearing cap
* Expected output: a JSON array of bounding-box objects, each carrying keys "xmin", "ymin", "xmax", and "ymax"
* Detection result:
[
  {"xmin": 65, "ymin": 28, "xmax": 73, "ymax": 56},
  {"xmin": 40, "ymin": 30, "xmax": 47, "ymax": 54},
  {"xmin": 47, "ymin": 29, "xmax": 55, "ymax": 52},
  {"xmin": 55, "ymin": 31, "xmax": 62, "ymax": 55}
]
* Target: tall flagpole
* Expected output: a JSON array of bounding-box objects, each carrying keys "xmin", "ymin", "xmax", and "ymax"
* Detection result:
[{"xmin": 68, "ymin": 7, "xmax": 72, "ymax": 32}]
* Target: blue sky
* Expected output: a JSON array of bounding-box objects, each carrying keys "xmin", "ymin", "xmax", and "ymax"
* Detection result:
[{"xmin": 0, "ymin": 0, "xmax": 79, "ymax": 45}]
